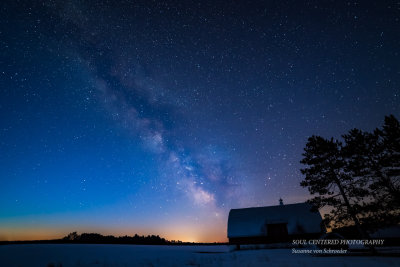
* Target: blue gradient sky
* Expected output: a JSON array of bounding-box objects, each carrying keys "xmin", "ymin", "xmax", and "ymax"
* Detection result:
[{"xmin": 0, "ymin": 0, "xmax": 399, "ymax": 242}]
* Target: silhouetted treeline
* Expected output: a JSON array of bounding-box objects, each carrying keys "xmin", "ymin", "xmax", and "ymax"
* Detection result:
[
  {"xmin": 0, "ymin": 232, "xmax": 227, "ymax": 246},
  {"xmin": 62, "ymin": 232, "xmax": 169, "ymax": 245}
]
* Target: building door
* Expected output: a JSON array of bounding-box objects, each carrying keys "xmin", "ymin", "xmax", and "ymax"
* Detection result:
[{"xmin": 267, "ymin": 223, "xmax": 288, "ymax": 241}]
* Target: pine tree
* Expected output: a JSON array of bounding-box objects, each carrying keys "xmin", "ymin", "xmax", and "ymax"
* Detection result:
[
  {"xmin": 300, "ymin": 136, "xmax": 367, "ymax": 238},
  {"xmin": 300, "ymin": 115, "xmax": 400, "ymax": 235},
  {"xmin": 364, "ymin": 115, "xmax": 400, "ymax": 228},
  {"xmin": 376, "ymin": 115, "xmax": 400, "ymax": 203},
  {"xmin": 341, "ymin": 128, "xmax": 378, "ymax": 229}
]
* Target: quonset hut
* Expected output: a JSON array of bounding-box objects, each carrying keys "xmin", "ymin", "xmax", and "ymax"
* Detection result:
[{"xmin": 227, "ymin": 201, "xmax": 325, "ymax": 245}]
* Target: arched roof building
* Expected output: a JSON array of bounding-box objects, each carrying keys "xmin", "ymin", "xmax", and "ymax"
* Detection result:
[{"xmin": 227, "ymin": 202, "xmax": 325, "ymax": 244}]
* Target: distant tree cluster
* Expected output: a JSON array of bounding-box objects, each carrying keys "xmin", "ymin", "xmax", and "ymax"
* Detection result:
[
  {"xmin": 62, "ymin": 232, "xmax": 169, "ymax": 245},
  {"xmin": 300, "ymin": 115, "xmax": 400, "ymax": 236}
]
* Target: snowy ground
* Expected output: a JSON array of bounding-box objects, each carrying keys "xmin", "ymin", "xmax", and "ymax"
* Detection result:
[{"xmin": 0, "ymin": 244, "xmax": 398, "ymax": 267}]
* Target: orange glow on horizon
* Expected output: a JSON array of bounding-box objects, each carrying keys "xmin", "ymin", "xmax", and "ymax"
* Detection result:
[{"xmin": 0, "ymin": 224, "xmax": 228, "ymax": 243}]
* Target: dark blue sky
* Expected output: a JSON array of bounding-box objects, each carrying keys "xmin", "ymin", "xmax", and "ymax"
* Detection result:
[{"xmin": 0, "ymin": 0, "xmax": 399, "ymax": 242}]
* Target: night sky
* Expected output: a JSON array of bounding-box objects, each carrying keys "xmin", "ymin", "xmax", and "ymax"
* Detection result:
[{"xmin": 0, "ymin": 1, "xmax": 399, "ymax": 242}]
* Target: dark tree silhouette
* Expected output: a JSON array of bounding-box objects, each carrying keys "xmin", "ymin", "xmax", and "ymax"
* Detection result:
[
  {"xmin": 61, "ymin": 232, "xmax": 170, "ymax": 245},
  {"xmin": 374, "ymin": 115, "xmax": 400, "ymax": 204},
  {"xmin": 300, "ymin": 136, "xmax": 368, "ymax": 238},
  {"xmin": 300, "ymin": 115, "xmax": 400, "ymax": 236},
  {"xmin": 64, "ymin": 231, "xmax": 79, "ymax": 241},
  {"xmin": 361, "ymin": 115, "xmax": 400, "ymax": 229}
]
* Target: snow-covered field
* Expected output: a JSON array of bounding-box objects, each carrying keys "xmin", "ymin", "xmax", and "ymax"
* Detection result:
[{"xmin": 0, "ymin": 244, "xmax": 398, "ymax": 267}]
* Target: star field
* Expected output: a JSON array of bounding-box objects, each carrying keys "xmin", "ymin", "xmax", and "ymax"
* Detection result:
[{"xmin": 0, "ymin": 0, "xmax": 399, "ymax": 242}]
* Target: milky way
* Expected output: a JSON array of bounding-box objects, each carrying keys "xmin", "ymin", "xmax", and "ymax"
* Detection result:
[{"xmin": 0, "ymin": 1, "xmax": 399, "ymax": 242}]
